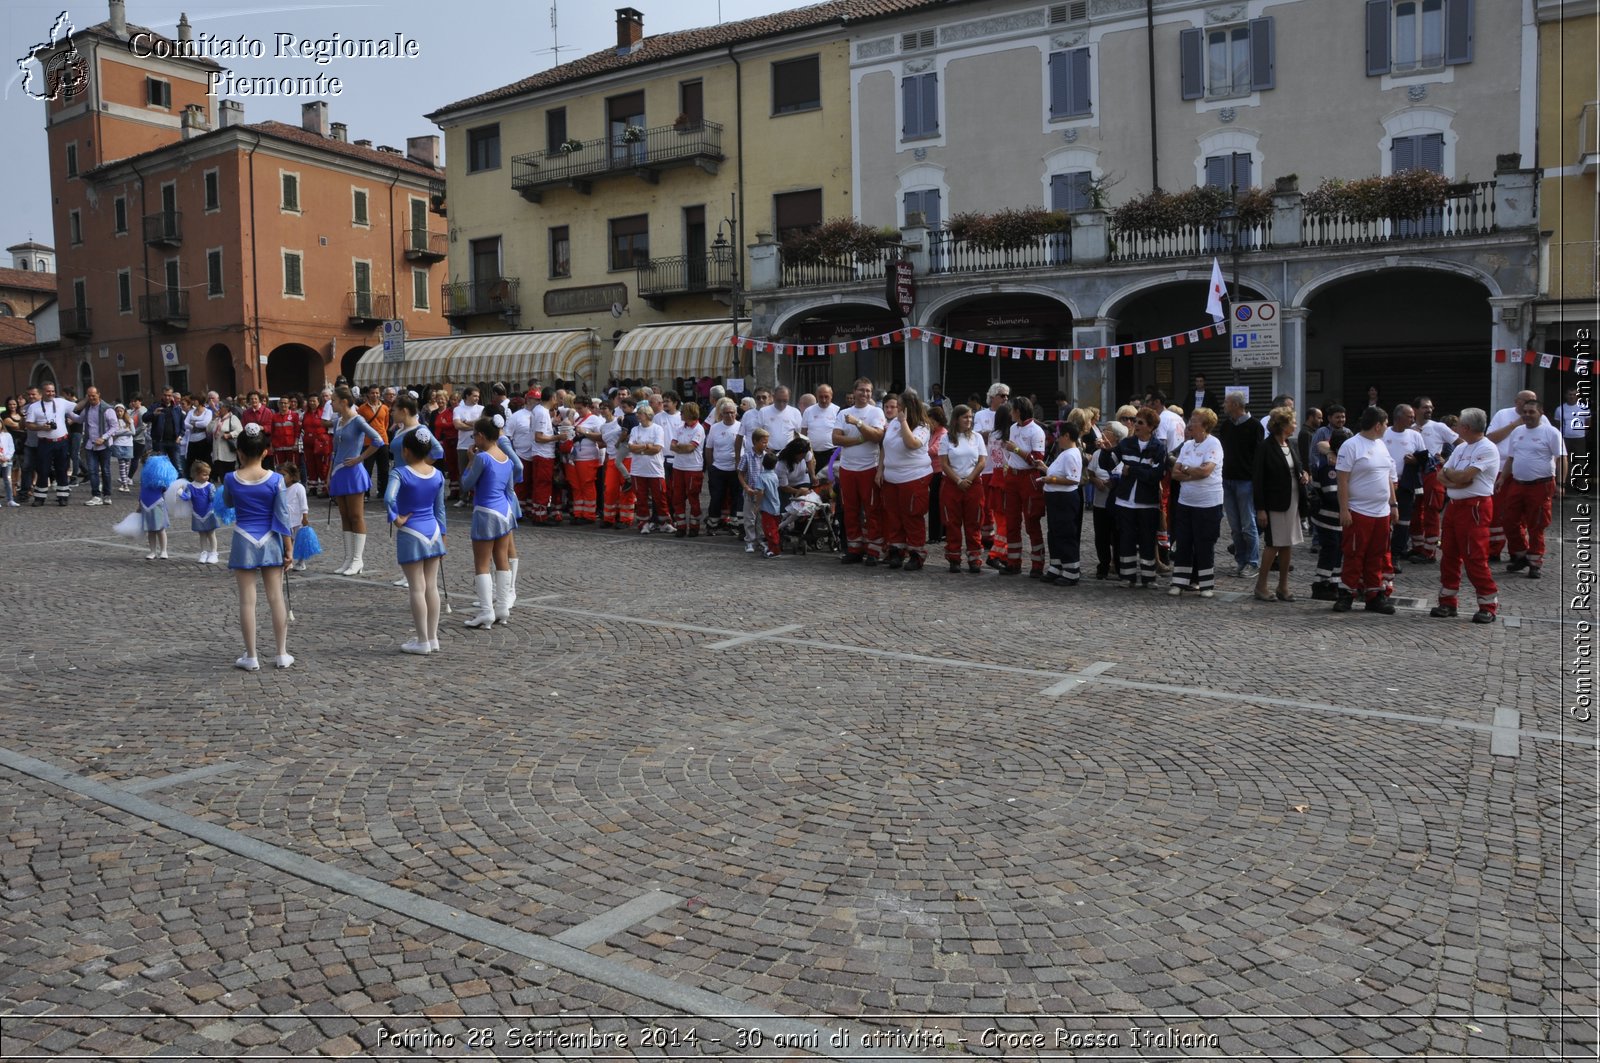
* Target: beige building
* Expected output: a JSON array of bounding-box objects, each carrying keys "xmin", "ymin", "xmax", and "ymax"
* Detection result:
[{"xmin": 427, "ymin": 4, "xmax": 885, "ymax": 392}]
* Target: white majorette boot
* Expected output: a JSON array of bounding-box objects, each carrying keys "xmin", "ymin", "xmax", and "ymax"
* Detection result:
[
  {"xmin": 345, "ymin": 533, "xmax": 367, "ymax": 577},
  {"xmin": 493, "ymin": 569, "xmax": 513, "ymax": 625},
  {"xmin": 333, "ymin": 531, "xmax": 354, "ymax": 575},
  {"xmin": 464, "ymin": 573, "xmax": 496, "ymax": 628},
  {"xmin": 505, "ymin": 558, "xmax": 519, "ymax": 614}
]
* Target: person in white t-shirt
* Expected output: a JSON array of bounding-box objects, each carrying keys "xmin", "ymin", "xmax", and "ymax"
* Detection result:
[
  {"xmin": 1430, "ymin": 407, "xmax": 1501, "ymax": 623},
  {"xmin": 525, "ymin": 389, "xmax": 560, "ymax": 524},
  {"xmin": 1168, "ymin": 408, "xmax": 1225, "ymax": 596},
  {"xmin": 568, "ymin": 397, "xmax": 605, "ymax": 523},
  {"xmin": 656, "ymin": 392, "xmax": 684, "ymax": 485},
  {"xmin": 973, "ymin": 382, "xmax": 1011, "ymax": 558},
  {"xmin": 704, "ymin": 399, "xmax": 742, "ymax": 531},
  {"xmin": 998, "ymin": 396, "xmax": 1048, "ymax": 576},
  {"xmin": 802, "ymin": 384, "xmax": 839, "ymax": 469},
  {"xmin": 24, "ymin": 381, "xmax": 73, "ymax": 505},
  {"xmin": 1500, "ymin": 398, "xmax": 1567, "ymax": 578},
  {"xmin": 627, "ymin": 403, "xmax": 669, "ymax": 531},
  {"xmin": 876, "ymin": 391, "xmax": 932, "ymax": 570},
  {"xmin": 451, "ymin": 387, "xmax": 484, "ymax": 507},
  {"xmin": 759, "ymin": 386, "xmax": 803, "ymax": 453},
  {"xmin": 597, "ymin": 400, "xmax": 635, "ymax": 528},
  {"xmin": 668, "ymin": 402, "xmax": 708, "ymax": 536},
  {"xmin": 938, "ymin": 404, "xmax": 988, "ymax": 572},
  {"xmin": 1408, "ymin": 396, "xmax": 1458, "ymax": 562},
  {"xmin": 832, "ymin": 377, "xmax": 888, "ymax": 563},
  {"xmin": 1483, "ymin": 389, "xmax": 1546, "ymax": 559},
  {"xmin": 1553, "ymin": 385, "xmax": 1590, "ymax": 485},
  {"xmin": 1040, "ymin": 421, "xmax": 1085, "ymax": 584},
  {"xmin": 1381, "ymin": 404, "xmax": 1428, "ymax": 571},
  {"xmin": 1334, "ymin": 406, "xmax": 1399, "ymax": 613}
]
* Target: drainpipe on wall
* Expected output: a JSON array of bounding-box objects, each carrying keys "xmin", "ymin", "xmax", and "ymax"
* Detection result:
[
  {"xmin": 388, "ymin": 169, "xmax": 400, "ymax": 393},
  {"xmin": 729, "ymin": 46, "xmax": 745, "ymax": 289},
  {"xmin": 130, "ymin": 158, "xmax": 155, "ymax": 392}
]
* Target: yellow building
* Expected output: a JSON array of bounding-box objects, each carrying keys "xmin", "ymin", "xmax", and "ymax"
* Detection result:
[
  {"xmin": 1534, "ymin": 0, "xmax": 1597, "ymax": 369},
  {"xmin": 427, "ymin": 4, "xmax": 875, "ymax": 393}
]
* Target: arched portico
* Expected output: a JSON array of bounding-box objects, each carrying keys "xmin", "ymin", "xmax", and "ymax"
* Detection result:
[
  {"xmin": 266, "ymin": 343, "xmax": 322, "ymax": 398},
  {"xmin": 921, "ymin": 291, "xmax": 1077, "ymax": 408}
]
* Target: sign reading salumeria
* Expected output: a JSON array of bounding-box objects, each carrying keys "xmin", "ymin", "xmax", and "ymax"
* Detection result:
[{"xmin": 731, "ymin": 321, "xmax": 1229, "ymax": 361}]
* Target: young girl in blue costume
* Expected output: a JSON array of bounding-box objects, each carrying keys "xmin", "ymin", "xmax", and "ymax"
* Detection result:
[
  {"xmin": 327, "ymin": 385, "xmax": 385, "ymax": 576},
  {"xmin": 182, "ymin": 459, "xmax": 222, "ymax": 564},
  {"xmin": 138, "ymin": 453, "xmax": 177, "ymax": 560},
  {"xmin": 460, "ymin": 414, "xmax": 523, "ymax": 629},
  {"xmin": 223, "ymin": 423, "xmax": 293, "ymax": 671},
  {"xmin": 384, "ymin": 426, "xmax": 448, "ymax": 654}
]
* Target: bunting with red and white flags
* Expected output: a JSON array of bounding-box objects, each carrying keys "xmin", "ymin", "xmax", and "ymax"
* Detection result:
[{"xmin": 730, "ymin": 320, "xmax": 1230, "ymax": 361}]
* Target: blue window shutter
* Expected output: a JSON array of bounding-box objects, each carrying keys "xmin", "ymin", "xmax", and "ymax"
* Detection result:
[
  {"xmin": 1249, "ymin": 18, "xmax": 1275, "ymax": 90},
  {"xmin": 1444, "ymin": 0, "xmax": 1473, "ymax": 64},
  {"xmin": 1050, "ymin": 174, "xmax": 1071, "ymax": 211},
  {"xmin": 1069, "ymin": 48, "xmax": 1092, "ymax": 115},
  {"xmin": 1366, "ymin": 0, "xmax": 1391, "ymax": 76},
  {"xmin": 1392, "ymin": 134, "xmax": 1417, "ymax": 173},
  {"xmin": 922, "ymin": 72, "xmax": 939, "ymax": 134},
  {"xmin": 1180, "ymin": 28, "xmax": 1204, "ymax": 99},
  {"xmin": 1070, "ymin": 171, "xmax": 1093, "ymax": 212},
  {"xmin": 1418, "ymin": 133, "xmax": 1444, "ymax": 174},
  {"xmin": 1204, "ymin": 155, "xmax": 1229, "ymax": 188},
  {"xmin": 922, "ymin": 189, "xmax": 941, "ymax": 229},
  {"xmin": 1048, "ymin": 52, "xmax": 1070, "ymax": 118},
  {"xmin": 1233, "ymin": 153, "xmax": 1252, "ymax": 189},
  {"xmin": 901, "ymin": 76, "xmax": 918, "ymax": 136}
]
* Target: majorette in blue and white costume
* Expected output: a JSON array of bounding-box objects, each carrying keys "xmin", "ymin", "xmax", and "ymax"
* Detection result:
[
  {"xmin": 328, "ymin": 413, "xmax": 384, "ymax": 498},
  {"xmin": 138, "ymin": 455, "xmax": 175, "ymax": 533},
  {"xmin": 186, "ymin": 480, "xmax": 221, "ymax": 532},
  {"xmin": 223, "ymin": 471, "xmax": 292, "ymax": 570},
  {"xmin": 385, "ymin": 462, "xmax": 447, "ymax": 563},
  {"xmin": 463, "ymin": 447, "xmax": 518, "ymax": 542},
  {"xmin": 390, "ymin": 421, "xmax": 445, "ymax": 467}
]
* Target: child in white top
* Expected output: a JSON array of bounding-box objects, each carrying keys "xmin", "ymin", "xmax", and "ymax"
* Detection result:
[{"xmin": 281, "ymin": 464, "xmax": 311, "ymax": 568}]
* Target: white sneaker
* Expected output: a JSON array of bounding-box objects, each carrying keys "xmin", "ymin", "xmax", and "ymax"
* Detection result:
[
  {"xmin": 7, "ymin": 500, "xmax": 20, "ymax": 507},
  {"xmin": 639, "ymin": 523, "xmax": 653, "ymax": 534},
  {"xmin": 400, "ymin": 638, "xmax": 431, "ymax": 655},
  {"xmin": 660, "ymin": 523, "xmax": 676, "ymax": 535},
  {"xmin": 428, "ymin": 638, "xmax": 440, "ymax": 652},
  {"xmin": 745, "ymin": 542, "xmax": 756, "ymax": 553},
  {"xmin": 208, "ymin": 552, "xmax": 220, "ymax": 564},
  {"xmin": 1198, "ymin": 589, "xmax": 1215, "ymax": 598},
  {"xmin": 273, "ymin": 654, "xmax": 294, "ymax": 669},
  {"xmin": 234, "ymin": 655, "xmax": 260, "ymax": 672},
  {"xmin": 85, "ymin": 497, "xmax": 102, "ymax": 506},
  {"xmin": 1168, "ymin": 585, "xmax": 1183, "ymax": 596},
  {"xmin": 198, "ymin": 551, "xmax": 209, "ymax": 564},
  {"xmin": 392, "ymin": 576, "xmax": 410, "ymax": 588},
  {"xmin": 158, "ymin": 551, "xmax": 168, "ymax": 560}
]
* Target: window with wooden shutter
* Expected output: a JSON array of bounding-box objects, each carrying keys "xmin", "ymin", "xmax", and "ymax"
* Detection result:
[
  {"xmin": 902, "ymin": 72, "xmax": 939, "ymax": 138},
  {"xmin": 1179, "ymin": 29, "xmax": 1204, "ymax": 100},
  {"xmin": 1391, "ymin": 133, "xmax": 1444, "ymax": 174},
  {"xmin": 903, "ymin": 189, "xmax": 941, "ymax": 229},
  {"xmin": 608, "ymin": 215, "xmax": 649, "ymax": 271},
  {"xmin": 1050, "ymin": 172, "xmax": 1094, "ymax": 213},
  {"xmin": 1371, "ymin": 0, "xmax": 1470, "ymax": 76},
  {"xmin": 283, "ymin": 252, "xmax": 303, "ymax": 297},
  {"xmin": 771, "ymin": 56, "xmax": 821, "ymax": 114},
  {"xmin": 545, "ymin": 108, "xmax": 567, "ymax": 156},
  {"xmin": 1366, "ymin": 0, "xmax": 1392, "ymax": 75},
  {"xmin": 774, "ymin": 190, "xmax": 823, "ymax": 242},
  {"xmin": 1204, "ymin": 153, "xmax": 1252, "ymax": 190},
  {"xmin": 207, "ymin": 249, "xmax": 224, "ymax": 297},
  {"xmin": 1048, "ymin": 49, "xmax": 1092, "ymax": 118}
]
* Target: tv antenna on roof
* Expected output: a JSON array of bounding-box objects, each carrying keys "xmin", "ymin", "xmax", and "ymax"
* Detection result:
[{"xmin": 532, "ymin": 1, "xmax": 565, "ymax": 67}]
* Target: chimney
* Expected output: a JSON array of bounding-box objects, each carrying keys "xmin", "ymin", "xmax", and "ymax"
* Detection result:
[
  {"xmin": 180, "ymin": 103, "xmax": 209, "ymax": 139},
  {"xmin": 300, "ymin": 100, "xmax": 329, "ymax": 137},
  {"xmin": 218, "ymin": 99, "xmax": 244, "ymax": 127},
  {"xmin": 377, "ymin": 144, "xmax": 401, "ymax": 155},
  {"xmin": 406, "ymin": 135, "xmax": 439, "ymax": 168},
  {"xmin": 615, "ymin": 7, "xmax": 644, "ymax": 54},
  {"xmin": 330, "ymin": 121, "xmax": 348, "ymax": 142},
  {"xmin": 177, "ymin": 13, "xmax": 192, "ymax": 44},
  {"xmin": 355, "ymin": 138, "xmax": 372, "ymax": 149},
  {"xmin": 108, "ymin": 0, "xmax": 127, "ymax": 38}
]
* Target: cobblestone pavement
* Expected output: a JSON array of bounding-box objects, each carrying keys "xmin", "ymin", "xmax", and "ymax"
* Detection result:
[{"xmin": 1, "ymin": 493, "xmax": 1595, "ymax": 1060}]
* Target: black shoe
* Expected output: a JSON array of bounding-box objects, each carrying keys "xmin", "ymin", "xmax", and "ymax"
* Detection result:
[
  {"xmin": 1042, "ymin": 572, "xmax": 1058, "ymax": 583},
  {"xmin": 967, "ymin": 562, "xmax": 982, "ymax": 574},
  {"xmin": 1391, "ymin": 562, "xmax": 1403, "ymax": 575},
  {"xmin": 1332, "ymin": 592, "xmax": 1353, "ymax": 612},
  {"xmin": 1310, "ymin": 582, "xmax": 1336, "ymax": 601},
  {"xmin": 1506, "ymin": 556, "xmax": 1529, "ymax": 573},
  {"xmin": 1471, "ymin": 609, "xmax": 1496, "ymax": 624},
  {"xmin": 864, "ymin": 556, "xmax": 879, "ymax": 567},
  {"xmin": 1527, "ymin": 566, "xmax": 1542, "ymax": 580},
  {"xmin": 1488, "ymin": 553, "xmax": 1503, "ymax": 563},
  {"xmin": 1096, "ymin": 564, "xmax": 1109, "ymax": 580},
  {"xmin": 1061, "ymin": 578, "xmax": 1080, "ymax": 587},
  {"xmin": 887, "ymin": 556, "xmax": 903, "ymax": 570},
  {"xmin": 1429, "ymin": 604, "xmax": 1457, "ymax": 618},
  {"xmin": 841, "ymin": 553, "xmax": 864, "ymax": 565},
  {"xmin": 987, "ymin": 556, "xmax": 1003, "ymax": 570},
  {"xmin": 1364, "ymin": 594, "xmax": 1396, "ymax": 615},
  {"xmin": 903, "ymin": 556, "xmax": 923, "ymax": 572},
  {"xmin": 948, "ymin": 561, "xmax": 961, "ymax": 573},
  {"xmin": 31, "ymin": 498, "xmax": 44, "ymax": 507},
  {"xmin": 1000, "ymin": 564, "xmax": 1021, "ymax": 576},
  {"xmin": 56, "ymin": 498, "xmax": 67, "ymax": 506},
  {"xmin": 674, "ymin": 529, "xmax": 686, "ymax": 538}
]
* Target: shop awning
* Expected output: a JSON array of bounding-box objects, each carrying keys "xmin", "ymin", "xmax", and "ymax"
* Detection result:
[
  {"xmin": 611, "ymin": 319, "xmax": 748, "ymax": 380},
  {"xmin": 353, "ymin": 330, "xmax": 599, "ymax": 388}
]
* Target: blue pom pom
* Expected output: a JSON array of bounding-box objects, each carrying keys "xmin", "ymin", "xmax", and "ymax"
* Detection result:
[
  {"xmin": 140, "ymin": 455, "xmax": 177, "ymax": 492},
  {"xmin": 212, "ymin": 496, "xmax": 236, "ymax": 526},
  {"xmin": 293, "ymin": 525, "xmax": 322, "ymax": 558}
]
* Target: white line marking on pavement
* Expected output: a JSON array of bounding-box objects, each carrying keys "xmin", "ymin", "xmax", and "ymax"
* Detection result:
[
  {"xmin": 78, "ymin": 537, "xmax": 151, "ymax": 553},
  {"xmin": 553, "ymin": 890, "xmax": 684, "ymax": 949},
  {"xmin": 1490, "ymin": 707, "xmax": 1522, "ymax": 758},
  {"xmin": 124, "ymin": 761, "xmax": 247, "ymax": 794},
  {"xmin": 1039, "ymin": 661, "xmax": 1117, "ymax": 696},
  {"xmin": 706, "ymin": 624, "xmax": 804, "ymax": 650}
]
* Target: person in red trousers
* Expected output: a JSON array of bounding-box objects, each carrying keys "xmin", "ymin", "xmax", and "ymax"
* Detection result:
[
  {"xmin": 939, "ymin": 405, "xmax": 987, "ymax": 573},
  {"xmin": 1499, "ymin": 398, "xmax": 1567, "ymax": 580},
  {"xmin": 1430, "ymin": 407, "xmax": 1501, "ymax": 623},
  {"xmin": 997, "ymin": 396, "xmax": 1047, "ymax": 577},
  {"xmin": 668, "ymin": 401, "xmax": 707, "ymax": 536},
  {"xmin": 1334, "ymin": 406, "xmax": 1399, "ymax": 614},
  {"xmin": 831, "ymin": 377, "xmax": 888, "ymax": 564},
  {"xmin": 876, "ymin": 390, "xmax": 932, "ymax": 571}
]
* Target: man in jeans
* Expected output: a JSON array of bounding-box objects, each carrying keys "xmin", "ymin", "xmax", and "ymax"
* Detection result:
[
  {"xmin": 1214, "ymin": 393, "xmax": 1262, "ymax": 576},
  {"xmin": 73, "ymin": 386, "xmax": 118, "ymax": 505}
]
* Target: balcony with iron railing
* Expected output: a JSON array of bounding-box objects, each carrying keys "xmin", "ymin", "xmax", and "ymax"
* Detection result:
[
  {"xmin": 927, "ymin": 230, "xmax": 1072, "ymax": 274},
  {"xmin": 442, "ymin": 278, "xmax": 520, "ymax": 319},
  {"xmin": 636, "ymin": 250, "xmax": 735, "ymax": 307},
  {"xmin": 1109, "ymin": 221, "xmax": 1268, "ymax": 262},
  {"xmin": 778, "ymin": 244, "xmax": 900, "ymax": 289},
  {"xmin": 143, "ymin": 210, "xmax": 182, "ymax": 247},
  {"xmin": 403, "ymin": 228, "xmax": 448, "ymax": 262},
  {"xmin": 511, "ymin": 120, "xmax": 724, "ymax": 202},
  {"xmin": 138, "ymin": 290, "xmax": 189, "ymax": 329},
  {"xmin": 59, "ymin": 305, "xmax": 91, "ymax": 337},
  {"xmin": 347, "ymin": 291, "xmax": 391, "ymax": 326},
  {"xmin": 1299, "ymin": 181, "xmax": 1496, "ymax": 247}
]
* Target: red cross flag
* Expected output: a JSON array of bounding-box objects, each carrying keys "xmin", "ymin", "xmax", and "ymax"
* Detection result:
[{"xmin": 1206, "ymin": 257, "xmax": 1228, "ymax": 322}]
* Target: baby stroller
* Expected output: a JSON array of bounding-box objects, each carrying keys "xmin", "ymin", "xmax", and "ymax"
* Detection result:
[{"xmin": 778, "ymin": 487, "xmax": 840, "ymax": 555}]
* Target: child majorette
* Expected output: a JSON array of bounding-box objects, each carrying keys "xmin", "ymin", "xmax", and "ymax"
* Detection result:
[
  {"xmin": 281, "ymin": 464, "xmax": 310, "ymax": 570},
  {"xmin": 460, "ymin": 414, "xmax": 523, "ymax": 629},
  {"xmin": 223, "ymin": 424, "xmax": 293, "ymax": 671},
  {"xmin": 385, "ymin": 426, "xmax": 448, "ymax": 654},
  {"xmin": 138, "ymin": 454, "xmax": 178, "ymax": 560},
  {"xmin": 182, "ymin": 460, "xmax": 222, "ymax": 563}
]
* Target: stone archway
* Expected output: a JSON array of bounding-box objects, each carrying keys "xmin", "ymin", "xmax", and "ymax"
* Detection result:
[
  {"xmin": 30, "ymin": 361, "xmax": 56, "ymax": 388},
  {"xmin": 266, "ymin": 343, "xmax": 322, "ymax": 398},
  {"xmin": 205, "ymin": 344, "xmax": 236, "ymax": 399},
  {"xmin": 1106, "ymin": 279, "xmax": 1273, "ymax": 412},
  {"xmin": 772, "ymin": 301, "xmax": 904, "ymax": 397},
  {"xmin": 927, "ymin": 292, "xmax": 1076, "ymax": 411},
  {"xmin": 77, "ymin": 359, "xmax": 93, "ymax": 398},
  {"xmin": 341, "ymin": 346, "xmax": 369, "ymax": 388}
]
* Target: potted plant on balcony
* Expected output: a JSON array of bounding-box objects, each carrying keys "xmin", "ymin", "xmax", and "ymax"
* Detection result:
[
  {"xmin": 780, "ymin": 218, "xmax": 895, "ymax": 265},
  {"xmin": 672, "ymin": 113, "xmax": 700, "ymax": 133},
  {"xmin": 558, "ymin": 137, "xmax": 584, "ymax": 155},
  {"xmin": 946, "ymin": 207, "xmax": 1070, "ymax": 250},
  {"xmin": 622, "ymin": 125, "xmax": 646, "ymax": 144}
]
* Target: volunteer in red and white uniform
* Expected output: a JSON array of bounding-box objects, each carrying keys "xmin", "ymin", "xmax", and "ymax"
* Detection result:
[
  {"xmin": 1430, "ymin": 407, "xmax": 1501, "ymax": 623},
  {"xmin": 668, "ymin": 401, "xmax": 707, "ymax": 536},
  {"xmin": 832, "ymin": 378, "xmax": 888, "ymax": 564},
  {"xmin": 973, "ymin": 382, "xmax": 1010, "ymax": 561},
  {"xmin": 1334, "ymin": 406, "xmax": 1399, "ymax": 614},
  {"xmin": 876, "ymin": 391, "xmax": 932, "ymax": 571},
  {"xmin": 938, "ymin": 405, "xmax": 987, "ymax": 573},
  {"xmin": 1483, "ymin": 389, "xmax": 1546, "ymax": 559},
  {"xmin": 1499, "ymin": 398, "xmax": 1566, "ymax": 579},
  {"xmin": 527, "ymin": 389, "xmax": 560, "ymax": 524},
  {"xmin": 998, "ymin": 396, "xmax": 1047, "ymax": 577},
  {"xmin": 569, "ymin": 398, "xmax": 604, "ymax": 523},
  {"xmin": 1408, "ymin": 396, "xmax": 1457, "ymax": 561}
]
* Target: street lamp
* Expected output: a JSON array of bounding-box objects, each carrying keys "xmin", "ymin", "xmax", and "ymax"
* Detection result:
[
  {"xmin": 1215, "ymin": 183, "xmax": 1242, "ymax": 385},
  {"xmin": 712, "ymin": 192, "xmax": 742, "ymax": 382}
]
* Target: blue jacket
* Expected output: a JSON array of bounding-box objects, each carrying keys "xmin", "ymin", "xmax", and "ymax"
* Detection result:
[{"xmin": 1099, "ymin": 436, "xmax": 1166, "ymax": 507}]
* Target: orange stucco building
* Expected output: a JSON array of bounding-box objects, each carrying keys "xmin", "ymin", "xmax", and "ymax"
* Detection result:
[{"xmin": 23, "ymin": 0, "xmax": 449, "ymax": 401}]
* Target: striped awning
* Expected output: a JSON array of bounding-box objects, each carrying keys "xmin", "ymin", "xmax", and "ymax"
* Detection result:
[
  {"xmin": 611, "ymin": 319, "xmax": 748, "ymax": 381},
  {"xmin": 353, "ymin": 330, "xmax": 599, "ymax": 388}
]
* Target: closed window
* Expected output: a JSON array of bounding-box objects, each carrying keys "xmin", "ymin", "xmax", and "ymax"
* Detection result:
[
  {"xmin": 901, "ymin": 72, "xmax": 939, "ymax": 138},
  {"xmin": 1391, "ymin": 133, "xmax": 1445, "ymax": 174},
  {"xmin": 772, "ymin": 56, "xmax": 821, "ymax": 114},
  {"xmin": 352, "ymin": 188, "xmax": 369, "ymax": 226},
  {"xmin": 1180, "ymin": 18, "xmax": 1274, "ymax": 99},
  {"xmin": 203, "ymin": 169, "xmax": 220, "ymax": 211},
  {"xmin": 550, "ymin": 226, "xmax": 571, "ymax": 278},
  {"xmin": 467, "ymin": 124, "xmax": 501, "ymax": 172},
  {"xmin": 65, "ymin": 143, "xmax": 78, "ymax": 177},
  {"xmin": 1050, "ymin": 171, "xmax": 1094, "ymax": 213},
  {"xmin": 1367, "ymin": 0, "xmax": 1471, "ymax": 75},
  {"xmin": 902, "ymin": 188, "xmax": 942, "ymax": 229},
  {"xmin": 774, "ymin": 189, "xmax": 823, "ymax": 243},
  {"xmin": 207, "ymin": 249, "xmax": 224, "ymax": 297},
  {"xmin": 117, "ymin": 269, "xmax": 132, "ymax": 313},
  {"xmin": 679, "ymin": 80, "xmax": 704, "ymax": 126},
  {"xmin": 1048, "ymin": 49, "xmax": 1092, "ymax": 119},
  {"xmin": 283, "ymin": 251, "xmax": 304, "ymax": 296},
  {"xmin": 609, "ymin": 215, "xmax": 649, "ymax": 271},
  {"xmin": 69, "ymin": 210, "xmax": 81, "ymax": 245},
  {"xmin": 113, "ymin": 196, "xmax": 127, "ymax": 234},
  {"xmin": 412, "ymin": 268, "xmax": 430, "ymax": 310},
  {"xmin": 281, "ymin": 172, "xmax": 299, "ymax": 211},
  {"xmin": 1204, "ymin": 152, "xmax": 1253, "ymax": 191},
  {"xmin": 146, "ymin": 77, "xmax": 171, "ymax": 108},
  {"xmin": 545, "ymin": 108, "xmax": 567, "ymax": 155}
]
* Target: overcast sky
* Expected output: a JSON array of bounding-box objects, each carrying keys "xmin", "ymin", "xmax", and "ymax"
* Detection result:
[{"xmin": 1, "ymin": 0, "xmax": 799, "ymax": 253}]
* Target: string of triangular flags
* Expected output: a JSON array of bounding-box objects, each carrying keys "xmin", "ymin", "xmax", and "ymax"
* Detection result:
[
  {"xmin": 1495, "ymin": 348, "xmax": 1595, "ymax": 375},
  {"xmin": 730, "ymin": 320, "xmax": 1229, "ymax": 362}
]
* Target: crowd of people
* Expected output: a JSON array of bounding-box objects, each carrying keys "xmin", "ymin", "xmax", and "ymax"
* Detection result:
[{"xmin": 0, "ymin": 371, "xmax": 1585, "ymax": 666}]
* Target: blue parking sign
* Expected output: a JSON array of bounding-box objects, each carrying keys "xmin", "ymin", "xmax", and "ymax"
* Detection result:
[{"xmin": 1233, "ymin": 333, "xmax": 1248, "ymax": 349}]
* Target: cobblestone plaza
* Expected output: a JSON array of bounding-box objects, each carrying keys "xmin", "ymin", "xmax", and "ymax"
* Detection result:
[{"xmin": 1, "ymin": 500, "xmax": 1595, "ymax": 1060}]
